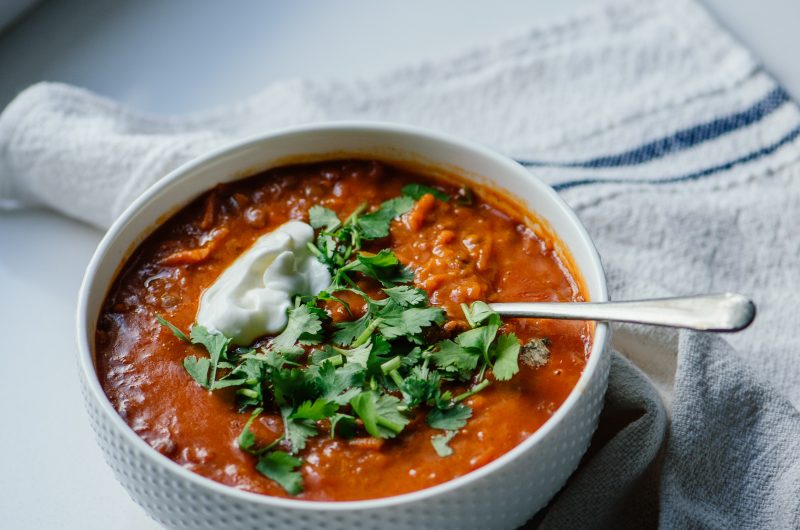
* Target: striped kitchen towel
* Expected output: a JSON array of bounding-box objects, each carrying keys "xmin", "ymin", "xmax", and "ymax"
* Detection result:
[{"xmin": 1, "ymin": 0, "xmax": 798, "ymax": 527}]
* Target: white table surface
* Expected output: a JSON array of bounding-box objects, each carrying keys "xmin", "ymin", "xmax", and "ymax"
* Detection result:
[{"xmin": 1, "ymin": 1, "xmax": 798, "ymax": 528}]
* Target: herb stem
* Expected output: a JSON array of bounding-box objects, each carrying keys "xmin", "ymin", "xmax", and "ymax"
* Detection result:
[
  {"xmin": 329, "ymin": 354, "xmax": 344, "ymax": 367},
  {"xmin": 306, "ymin": 241, "xmax": 323, "ymax": 258},
  {"xmin": 254, "ymin": 435, "xmax": 284, "ymax": 456},
  {"xmin": 376, "ymin": 416, "xmax": 404, "ymax": 434},
  {"xmin": 388, "ymin": 369, "xmax": 405, "ymax": 390},
  {"xmin": 477, "ymin": 362, "xmax": 487, "ymax": 382},
  {"xmin": 482, "ymin": 348, "xmax": 493, "ymax": 371},
  {"xmin": 321, "ymin": 292, "xmax": 352, "ymax": 316},
  {"xmin": 344, "ymin": 202, "xmax": 369, "ymax": 226},
  {"xmin": 381, "ymin": 356, "xmax": 402, "ymax": 374},
  {"xmin": 352, "ymin": 317, "xmax": 383, "ymax": 348},
  {"xmin": 453, "ymin": 379, "xmax": 491, "ymax": 403},
  {"xmin": 340, "ymin": 272, "xmax": 360, "ymax": 291},
  {"xmin": 461, "ymin": 302, "xmax": 475, "ymax": 328}
]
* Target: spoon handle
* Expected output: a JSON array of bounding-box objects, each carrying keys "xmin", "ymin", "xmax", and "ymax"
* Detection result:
[{"xmin": 489, "ymin": 292, "xmax": 756, "ymax": 332}]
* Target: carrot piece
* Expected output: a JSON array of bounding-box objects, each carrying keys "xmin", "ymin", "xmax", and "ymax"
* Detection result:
[
  {"xmin": 407, "ymin": 193, "xmax": 437, "ymax": 231},
  {"xmin": 435, "ymin": 229, "xmax": 456, "ymax": 246}
]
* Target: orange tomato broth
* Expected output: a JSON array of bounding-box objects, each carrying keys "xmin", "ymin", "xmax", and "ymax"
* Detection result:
[{"xmin": 95, "ymin": 159, "xmax": 591, "ymax": 501}]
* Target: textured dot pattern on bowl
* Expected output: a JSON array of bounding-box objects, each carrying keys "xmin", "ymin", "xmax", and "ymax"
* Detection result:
[
  {"xmin": 79, "ymin": 352, "xmax": 609, "ymax": 529},
  {"xmin": 76, "ymin": 123, "xmax": 610, "ymax": 530}
]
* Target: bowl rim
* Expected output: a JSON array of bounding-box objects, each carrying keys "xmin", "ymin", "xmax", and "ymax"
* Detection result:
[{"xmin": 76, "ymin": 121, "xmax": 609, "ymax": 511}]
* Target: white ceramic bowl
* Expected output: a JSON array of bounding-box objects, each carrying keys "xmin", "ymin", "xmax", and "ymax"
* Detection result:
[{"xmin": 76, "ymin": 122, "xmax": 610, "ymax": 530}]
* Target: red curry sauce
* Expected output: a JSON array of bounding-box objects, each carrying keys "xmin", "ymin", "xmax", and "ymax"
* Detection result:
[{"xmin": 96, "ymin": 160, "xmax": 591, "ymax": 501}]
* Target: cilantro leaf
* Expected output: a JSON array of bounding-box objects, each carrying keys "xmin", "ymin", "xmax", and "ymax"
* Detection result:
[
  {"xmin": 357, "ymin": 196, "xmax": 415, "ymax": 239},
  {"xmin": 273, "ymin": 304, "xmax": 324, "ymax": 350},
  {"xmin": 399, "ymin": 346, "xmax": 424, "ymax": 369},
  {"xmin": 350, "ymin": 391, "xmax": 410, "ymax": 438},
  {"xmin": 373, "ymin": 392, "xmax": 412, "ymax": 437},
  {"xmin": 309, "ymin": 345, "xmax": 341, "ymax": 365},
  {"xmin": 461, "ymin": 301, "xmax": 495, "ymax": 328},
  {"xmin": 330, "ymin": 413, "xmax": 357, "ymax": 438},
  {"xmin": 271, "ymin": 368, "xmax": 318, "ymax": 408},
  {"xmin": 339, "ymin": 340, "xmax": 373, "ymax": 369},
  {"xmin": 190, "ymin": 325, "xmax": 230, "ymax": 360},
  {"xmin": 379, "ymin": 306, "xmax": 445, "ymax": 342},
  {"xmin": 371, "ymin": 334, "xmax": 392, "ymax": 358},
  {"xmin": 343, "ymin": 252, "xmax": 385, "ymax": 274},
  {"xmin": 427, "ymin": 403, "xmax": 472, "ymax": 430},
  {"xmin": 237, "ymin": 407, "xmax": 287, "ymax": 456},
  {"xmin": 308, "ymin": 205, "xmax": 341, "ymax": 232},
  {"xmin": 290, "ymin": 398, "xmax": 338, "ymax": 421},
  {"xmin": 382, "ymin": 285, "xmax": 428, "ymax": 307},
  {"xmin": 281, "ymin": 406, "xmax": 318, "ymax": 453},
  {"xmin": 345, "ymin": 250, "xmax": 414, "ymax": 286},
  {"xmin": 256, "ymin": 451, "xmax": 303, "ymax": 495},
  {"xmin": 332, "ymin": 313, "xmax": 370, "ymax": 347},
  {"xmin": 492, "ymin": 332, "xmax": 521, "ymax": 381},
  {"xmin": 401, "ymin": 365, "xmax": 443, "ymax": 407},
  {"xmin": 231, "ymin": 360, "xmax": 265, "ymax": 409},
  {"xmin": 456, "ymin": 313, "xmax": 500, "ymax": 361},
  {"xmin": 310, "ymin": 232, "xmax": 340, "ymax": 270},
  {"xmin": 402, "ymin": 183, "xmax": 450, "ymax": 202},
  {"xmin": 156, "ymin": 314, "xmax": 189, "ymax": 342},
  {"xmin": 182, "ymin": 356, "xmax": 210, "ymax": 389},
  {"xmin": 210, "ymin": 376, "xmax": 248, "ymax": 390},
  {"xmin": 188, "ymin": 325, "xmax": 231, "ymax": 385},
  {"xmin": 431, "ymin": 430, "xmax": 457, "ymax": 457},
  {"xmin": 314, "ymin": 362, "xmax": 364, "ymax": 405},
  {"xmin": 348, "ymin": 392, "xmax": 379, "ymax": 436},
  {"xmin": 432, "ymin": 339, "xmax": 480, "ymax": 373},
  {"xmin": 238, "ymin": 409, "xmax": 260, "ymax": 452},
  {"xmin": 382, "ymin": 196, "xmax": 416, "ymax": 216}
]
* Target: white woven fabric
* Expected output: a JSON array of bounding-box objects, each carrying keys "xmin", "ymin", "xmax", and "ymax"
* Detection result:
[
  {"xmin": 2, "ymin": 0, "xmax": 799, "ymax": 526},
  {"xmin": 0, "ymin": 0, "xmax": 770, "ymax": 225}
]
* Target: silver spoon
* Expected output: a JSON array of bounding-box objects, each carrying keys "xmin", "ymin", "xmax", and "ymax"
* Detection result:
[{"xmin": 490, "ymin": 292, "xmax": 756, "ymax": 332}]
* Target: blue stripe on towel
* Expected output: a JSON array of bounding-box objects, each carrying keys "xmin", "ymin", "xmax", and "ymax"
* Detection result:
[
  {"xmin": 551, "ymin": 123, "xmax": 800, "ymax": 191},
  {"xmin": 518, "ymin": 86, "xmax": 790, "ymax": 169}
]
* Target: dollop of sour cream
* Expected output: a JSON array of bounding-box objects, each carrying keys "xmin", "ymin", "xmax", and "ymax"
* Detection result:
[{"xmin": 196, "ymin": 221, "xmax": 330, "ymax": 345}]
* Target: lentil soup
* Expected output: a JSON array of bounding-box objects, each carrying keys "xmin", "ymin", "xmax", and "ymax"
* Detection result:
[{"xmin": 95, "ymin": 159, "xmax": 591, "ymax": 501}]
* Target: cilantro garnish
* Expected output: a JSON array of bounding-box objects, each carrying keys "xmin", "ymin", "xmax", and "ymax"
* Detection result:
[
  {"xmin": 181, "ymin": 355, "xmax": 211, "ymax": 389},
  {"xmin": 431, "ymin": 339, "xmax": 480, "ymax": 374},
  {"xmin": 492, "ymin": 333, "xmax": 521, "ymax": 381},
  {"xmin": 401, "ymin": 183, "xmax": 450, "ymax": 202},
  {"xmin": 256, "ymin": 451, "xmax": 304, "ymax": 496},
  {"xmin": 357, "ymin": 196, "xmax": 415, "ymax": 239},
  {"xmin": 156, "ymin": 186, "xmax": 549, "ymax": 496},
  {"xmin": 308, "ymin": 205, "xmax": 341, "ymax": 232},
  {"xmin": 431, "ymin": 430, "xmax": 458, "ymax": 457},
  {"xmin": 156, "ymin": 314, "xmax": 189, "ymax": 342},
  {"xmin": 350, "ymin": 391, "xmax": 410, "ymax": 438},
  {"xmin": 237, "ymin": 408, "xmax": 261, "ymax": 453},
  {"xmin": 158, "ymin": 315, "xmax": 231, "ymax": 389},
  {"xmin": 427, "ymin": 403, "xmax": 472, "ymax": 430},
  {"xmin": 273, "ymin": 303, "xmax": 323, "ymax": 350}
]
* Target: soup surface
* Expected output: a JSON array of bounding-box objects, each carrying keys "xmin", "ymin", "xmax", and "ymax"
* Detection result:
[{"xmin": 96, "ymin": 160, "xmax": 591, "ymax": 501}]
